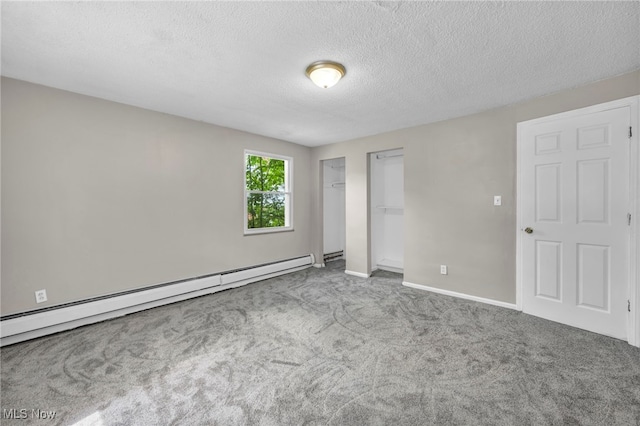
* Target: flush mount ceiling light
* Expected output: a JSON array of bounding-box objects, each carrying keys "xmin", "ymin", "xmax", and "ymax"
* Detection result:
[{"xmin": 305, "ymin": 61, "xmax": 346, "ymax": 89}]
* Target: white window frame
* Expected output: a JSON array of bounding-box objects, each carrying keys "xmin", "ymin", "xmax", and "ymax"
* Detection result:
[{"xmin": 244, "ymin": 150, "xmax": 293, "ymax": 235}]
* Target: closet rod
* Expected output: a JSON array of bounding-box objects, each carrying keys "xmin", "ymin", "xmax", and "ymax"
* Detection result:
[{"xmin": 376, "ymin": 153, "xmax": 403, "ymax": 160}]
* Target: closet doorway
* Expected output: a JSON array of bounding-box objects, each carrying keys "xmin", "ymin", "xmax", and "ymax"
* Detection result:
[
  {"xmin": 322, "ymin": 158, "xmax": 346, "ymax": 264},
  {"xmin": 370, "ymin": 149, "xmax": 404, "ymax": 273}
]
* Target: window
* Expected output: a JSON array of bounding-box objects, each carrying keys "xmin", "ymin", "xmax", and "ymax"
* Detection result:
[{"xmin": 244, "ymin": 150, "xmax": 293, "ymax": 234}]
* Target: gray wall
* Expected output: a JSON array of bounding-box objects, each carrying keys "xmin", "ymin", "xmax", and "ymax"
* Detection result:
[
  {"xmin": 310, "ymin": 70, "xmax": 640, "ymax": 304},
  {"xmin": 3, "ymin": 71, "xmax": 638, "ymax": 315},
  {"xmin": 1, "ymin": 77, "xmax": 312, "ymax": 315}
]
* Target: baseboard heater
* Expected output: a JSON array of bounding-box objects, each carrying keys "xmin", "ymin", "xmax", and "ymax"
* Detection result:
[
  {"xmin": 0, "ymin": 254, "xmax": 313, "ymax": 347},
  {"xmin": 323, "ymin": 250, "xmax": 344, "ymax": 263}
]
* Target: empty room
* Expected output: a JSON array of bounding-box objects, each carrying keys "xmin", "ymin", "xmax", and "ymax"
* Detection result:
[{"xmin": 1, "ymin": 1, "xmax": 640, "ymax": 425}]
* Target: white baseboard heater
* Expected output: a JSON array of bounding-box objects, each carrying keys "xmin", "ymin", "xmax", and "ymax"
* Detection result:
[
  {"xmin": 323, "ymin": 250, "xmax": 344, "ymax": 263},
  {"xmin": 0, "ymin": 254, "xmax": 313, "ymax": 347}
]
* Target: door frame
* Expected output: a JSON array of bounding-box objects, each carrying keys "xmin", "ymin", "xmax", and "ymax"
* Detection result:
[{"xmin": 516, "ymin": 95, "xmax": 640, "ymax": 347}]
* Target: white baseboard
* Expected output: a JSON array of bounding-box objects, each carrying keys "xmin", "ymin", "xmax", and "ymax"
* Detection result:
[
  {"xmin": 402, "ymin": 281, "xmax": 518, "ymax": 311},
  {"xmin": 1, "ymin": 255, "xmax": 312, "ymax": 347},
  {"xmin": 377, "ymin": 265, "xmax": 404, "ymax": 274},
  {"xmin": 376, "ymin": 258, "xmax": 403, "ymax": 274},
  {"xmin": 345, "ymin": 270, "xmax": 370, "ymax": 278}
]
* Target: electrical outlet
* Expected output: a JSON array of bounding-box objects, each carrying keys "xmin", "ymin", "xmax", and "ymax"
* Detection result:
[
  {"xmin": 440, "ymin": 265, "xmax": 448, "ymax": 275},
  {"xmin": 35, "ymin": 289, "xmax": 47, "ymax": 304}
]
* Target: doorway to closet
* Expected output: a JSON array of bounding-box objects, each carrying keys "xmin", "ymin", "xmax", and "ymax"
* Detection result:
[
  {"xmin": 370, "ymin": 149, "xmax": 404, "ymax": 273},
  {"xmin": 323, "ymin": 158, "xmax": 346, "ymax": 264}
]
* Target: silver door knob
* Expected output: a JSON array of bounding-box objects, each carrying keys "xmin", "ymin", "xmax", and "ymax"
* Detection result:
[{"xmin": 524, "ymin": 227, "xmax": 533, "ymax": 234}]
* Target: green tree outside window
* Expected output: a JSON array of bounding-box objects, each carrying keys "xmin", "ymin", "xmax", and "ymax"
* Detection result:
[{"xmin": 245, "ymin": 152, "xmax": 292, "ymax": 232}]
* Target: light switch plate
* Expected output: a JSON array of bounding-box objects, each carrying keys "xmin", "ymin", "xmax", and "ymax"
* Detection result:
[{"xmin": 494, "ymin": 195, "xmax": 502, "ymax": 206}]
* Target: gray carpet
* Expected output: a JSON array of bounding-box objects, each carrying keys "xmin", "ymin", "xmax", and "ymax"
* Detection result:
[{"xmin": 1, "ymin": 260, "xmax": 639, "ymax": 425}]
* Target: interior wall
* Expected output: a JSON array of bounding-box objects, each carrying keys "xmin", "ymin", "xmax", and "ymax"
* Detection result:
[
  {"xmin": 310, "ymin": 70, "xmax": 640, "ymax": 304},
  {"xmin": 3, "ymin": 71, "xmax": 638, "ymax": 315},
  {"xmin": 1, "ymin": 77, "xmax": 312, "ymax": 315}
]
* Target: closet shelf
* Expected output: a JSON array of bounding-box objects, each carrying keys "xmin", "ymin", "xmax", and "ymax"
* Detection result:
[
  {"xmin": 376, "ymin": 153, "xmax": 404, "ymax": 160},
  {"xmin": 376, "ymin": 205, "xmax": 403, "ymax": 210}
]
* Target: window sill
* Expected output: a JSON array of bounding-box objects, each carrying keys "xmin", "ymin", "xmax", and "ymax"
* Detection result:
[{"xmin": 244, "ymin": 227, "xmax": 294, "ymax": 236}]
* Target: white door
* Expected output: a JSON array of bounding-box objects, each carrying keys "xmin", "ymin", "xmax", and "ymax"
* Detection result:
[{"xmin": 520, "ymin": 106, "xmax": 630, "ymax": 339}]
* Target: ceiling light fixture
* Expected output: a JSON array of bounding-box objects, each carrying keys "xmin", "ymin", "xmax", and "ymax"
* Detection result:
[{"xmin": 305, "ymin": 61, "xmax": 346, "ymax": 89}]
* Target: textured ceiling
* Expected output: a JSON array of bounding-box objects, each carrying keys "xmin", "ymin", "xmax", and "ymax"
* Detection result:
[{"xmin": 2, "ymin": 1, "xmax": 639, "ymax": 147}]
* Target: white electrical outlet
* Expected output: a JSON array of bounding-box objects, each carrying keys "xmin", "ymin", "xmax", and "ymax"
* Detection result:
[
  {"xmin": 440, "ymin": 265, "xmax": 448, "ymax": 275},
  {"xmin": 35, "ymin": 289, "xmax": 47, "ymax": 304},
  {"xmin": 494, "ymin": 195, "xmax": 502, "ymax": 206}
]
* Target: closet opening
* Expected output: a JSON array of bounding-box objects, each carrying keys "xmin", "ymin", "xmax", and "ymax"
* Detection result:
[
  {"xmin": 370, "ymin": 148, "xmax": 404, "ymax": 274},
  {"xmin": 322, "ymin": 158, "xmax": 346, "ymax": 264}
]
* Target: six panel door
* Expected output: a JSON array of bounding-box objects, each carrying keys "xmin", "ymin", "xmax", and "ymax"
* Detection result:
[{"xmin": 521, "ymin": 106, "xmax": 630, "ymax": 339}]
